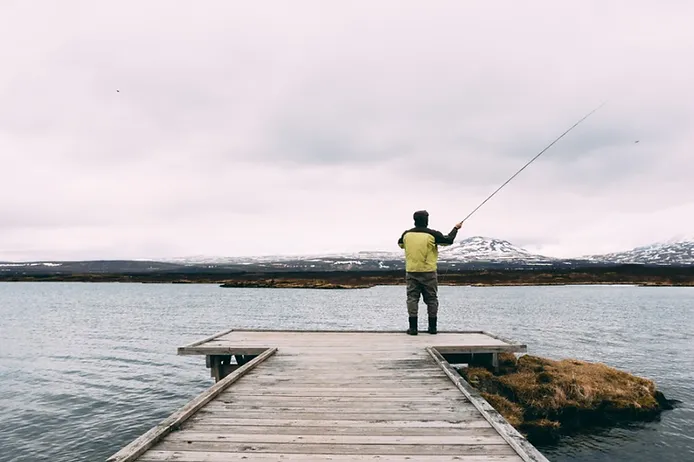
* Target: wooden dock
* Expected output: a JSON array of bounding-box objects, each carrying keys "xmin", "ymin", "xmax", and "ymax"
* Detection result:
[{"xmin": 108, "ymin": 330, "xmax": 549, "ymax": 462}]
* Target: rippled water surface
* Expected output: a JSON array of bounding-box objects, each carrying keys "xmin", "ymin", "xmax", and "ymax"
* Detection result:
[{"xmin": 0, "ymin": 282, "xmax": 692, "ymax": 461}]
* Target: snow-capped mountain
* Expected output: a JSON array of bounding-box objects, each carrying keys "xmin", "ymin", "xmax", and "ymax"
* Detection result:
[
  {"xmin": 585, "ymin": 238, "xmax": 694, "ymax": 265},
  {"xmin": 3, "ymin": 237, "xmax": 692, "ymax": 276},
  {"xmin": 163, "ymin": 236, "xmax": 554, "ymax": 269},
  {"xmin": 439, "ymin": 236, "xmax": 554, "ymax": 263}
]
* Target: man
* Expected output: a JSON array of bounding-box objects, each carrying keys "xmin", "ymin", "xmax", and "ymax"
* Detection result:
[{"xmin": 398, "ymin": 210, "xmax": 462, "ymax": 335}]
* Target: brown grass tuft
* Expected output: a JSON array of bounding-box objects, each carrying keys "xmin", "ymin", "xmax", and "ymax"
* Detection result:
[{"xmin": 459, "ymin": 354, "xmax": 671, "ymax": 444}]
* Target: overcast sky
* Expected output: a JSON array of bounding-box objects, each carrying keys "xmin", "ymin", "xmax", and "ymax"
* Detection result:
[{"xmin": 1, "ymin": 1, "xmax": 693, "ymax": 261}]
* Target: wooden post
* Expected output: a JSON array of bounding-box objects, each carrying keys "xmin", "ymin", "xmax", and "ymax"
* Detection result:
[{"xmin": 206, "ymin": 355, "xmax": 236, "ymax": 382}]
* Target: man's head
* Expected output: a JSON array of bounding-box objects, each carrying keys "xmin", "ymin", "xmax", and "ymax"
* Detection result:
[{"xmin": 413, "ymin": 210, "xmax": 429, "ymax": 227}]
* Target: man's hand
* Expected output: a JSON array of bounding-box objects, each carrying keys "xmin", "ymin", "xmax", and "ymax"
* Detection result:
[{"xmin": 455, "ymin": 221, "xmax": 463, "ymax": 229}]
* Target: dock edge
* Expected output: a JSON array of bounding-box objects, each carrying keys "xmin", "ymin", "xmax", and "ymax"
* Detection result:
[
  {"xmin": 106, "ymin": 347, "xmax": 277, "ymax": 462},
  {"xmin": 427, "ymin": 346, "xmax": 549, "ymax": 462}
]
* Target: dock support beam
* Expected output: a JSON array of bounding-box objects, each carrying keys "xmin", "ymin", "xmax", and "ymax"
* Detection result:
[
  {"xmin": 441, "ymin": 352, "xmax": 499, "ymax": 373},
  {"xmin": 206, "ymin": 354, "xmax": 259, "ymax": 382}
]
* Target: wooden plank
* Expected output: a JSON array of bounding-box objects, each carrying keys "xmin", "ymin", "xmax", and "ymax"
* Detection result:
[
  {"xmin": 232, "ymin": 376, "xmax": 453, "ymax": 383},
  {"xmin": 215, "ymin": 394, "xmax": 469, "ymax": 403},
  {"xmin": 202, "ymin": 404, "xmax": 477, "ymax": 414},
  {"xmin": 220, "ymin": 386, "xmax": 462, "ymax": 395},
  {"xmin": 271, "ymin": 353, "xmax": 425, "ymax": 359},
  {"xmin": 265, "ymin": 364, "xmax": 444, "ymax": 371},
  {"xmin": 254, "ymin": 367, "xmax": 447, "ymax": 374},
  {"xmin": 105, "ymin": 348, "xmax": 276, "ymax": 462},
  {"xmin": 231, "ymin": 379, "xmax": 453, "ymax": 386},
  {"xmin": 219, "ymin": 329, "xmax": 491, "ymax": 334},
  {"xmin": 217, "ymin": 332, "xmax": 510, "ymax": 344},
  {"xmin": 178, "ymin": 327, "xmax": 237, "ymax": 349},
  {"xmin": 165, "ymin": 432, "xmax": 508, "ymax": 445},
  {"xmin": 180, "ymin": 424, "xmax": 497, "ymax": 435},
  {"xmin": 183, "ymin": 417, "xmax": 492, "ymax": 428},
  {"xmin": 249, "ymin": 373, "xmax": 450, "ymax": 380},
  {"xmin": 154, "ymin": 440, "xmax": 519, "ymax": 456},
  {"xmin": 218, "ymin": 390, "xmax": 466, "ymax": 398},
  {"xmin": 481, "ymin": 330, "xmax": 527, "ymax": 348},
  {"xmin": 178, "ymin": 347, "xmax": 269, "ymax": 356},
  {"xmin": 262, "ymin": 366, "xmax": 444, "ymax": 373},
  {"xmin": 427, "ymin": 347, "xmax": 550, "ymax": 462},
  {"xmin": 138, "ymin": 450, "xmax": 524, "ymax": 461},
  {"xmin": 434, "ymin": 345, "xmax": 527, "ymax": 354},
  {"xmin": 202, "ymin": 396, "xmax": 479, "ymax": 411},
  {"xmin": 194, "ymin": 410, "xmax": 483, "ymax": 421}
]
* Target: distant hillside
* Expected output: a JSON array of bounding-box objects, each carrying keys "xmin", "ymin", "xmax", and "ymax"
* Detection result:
[
  {"xmin": 584, "ymin": 238, "xmax": 694, "ymax": 265},
  {"xmin": 1, "ymin": 236, "xmax": 692, "ymax": 277}
]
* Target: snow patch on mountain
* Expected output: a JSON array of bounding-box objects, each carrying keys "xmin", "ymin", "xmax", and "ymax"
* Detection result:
[
  {"xmin": 586, "ymin": 239, "xmax": 694, "ymax": 265},
  {"xmin": 439, "ymin": 236, "xmax": 554, "ymax": 262}
]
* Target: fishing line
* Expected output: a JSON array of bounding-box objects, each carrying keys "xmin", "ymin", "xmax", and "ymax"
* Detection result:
[
  {"xmin": 440, "ymin": 101, "xmax": 607, "ymax": 279},
  {"xmin": 460, "ymin": 101, "xmax": 607, "ymax": 224}
]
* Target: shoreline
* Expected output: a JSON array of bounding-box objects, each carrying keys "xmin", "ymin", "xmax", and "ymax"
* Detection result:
[{"xmin": 1, "ymin": 266, "xmax": 693, "ymax": 287}]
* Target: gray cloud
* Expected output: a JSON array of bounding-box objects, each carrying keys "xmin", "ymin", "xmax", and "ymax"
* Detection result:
[{"xmin": 1, "ymin": 1, "xmax": 693, "ymax": 260}]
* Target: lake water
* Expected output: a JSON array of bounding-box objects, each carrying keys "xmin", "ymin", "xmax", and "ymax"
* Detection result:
[{"xmin": 0, "ymin": 282, "xmax": 692, "ymax": 462}]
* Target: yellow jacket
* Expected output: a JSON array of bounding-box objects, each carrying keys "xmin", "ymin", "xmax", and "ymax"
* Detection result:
[{"xmin": 398, "ymin": 226, "xmax": 458, "ymax": 272}]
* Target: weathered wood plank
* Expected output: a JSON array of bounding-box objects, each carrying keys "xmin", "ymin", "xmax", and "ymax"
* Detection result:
[
  {"xmin": 106, "ymin": 348, "xmax": 277, "ymax": 462},
  {"xmin": 164, "ymin": 432, "xmax": 509, "ymax": 445},
  {"xmin": 264, "ymin": 367, "xmax": 445, "ymax": 374},
  {"xmin": 178, "ymin": 327, "xmax": 236, "ymax": 349},
  {"xmin": 138, "ymin": 450, "xmax": 524, "ymax": 461},
  {"xmin": 183, "ymin": 417, "xmax": 492, "ymax": 428},
  {"xmin": 154, "ymin": 440, "xmax": 519, "ymax": 456},
  {"xmin": 434, "ymin": 345, "xmax": 527, "ymax": 353},
  {"xmin": 194, "ymin": 410, "xmax": 483, "ymax": 421},
  {"xmin": 230, "ymin": 378, "xmax": 454, "ymax": 385},
  {"xmin": 218, "ymin": 392, "xmax": 466, "ymax": 400},
  {"xmin": 220, "ymin": 386, "xmax": 463, "ymax": 395},
  {"xmin": 226, "ymin": 383, "xmax": 457, "ymax": 390},
  {"xmin": 202, "ymin": 404, "xmax": 477, "ymax": 414},
  {"xmin": 205, "ymin": 399, "xmax": 476, "ymax": 411},
  {"xmin": 180, "ymin": 424, "xmax": 497, "ymax": 436},
  {"xmin": 249, "ymin": 371, "xmax": 449, "ymax": 378},
  {"xmin": 481, "ymin": 330, "xmax": 527, "ymax": 349},
  {"xmin": 178, "ymin": 347, "xmax": 269, "ymax": 356},
  {"xmin": 216, "ymin": 394, "xmax": 468, "ymax": 403}
]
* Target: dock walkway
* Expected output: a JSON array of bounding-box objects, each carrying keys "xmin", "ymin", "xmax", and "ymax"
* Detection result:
[{"xmin": 108, "ymin": 330, "xmax": 549, "ymax": 462}]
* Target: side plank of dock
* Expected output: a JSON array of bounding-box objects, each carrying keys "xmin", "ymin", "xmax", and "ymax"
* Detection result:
[{"xmin": 108, "ymin": 330, "xmax": 549, "ymax": 462}]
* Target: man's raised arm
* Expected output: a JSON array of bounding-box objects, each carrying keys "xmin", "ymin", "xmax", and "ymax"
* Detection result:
[{"xmin": 434, "ymin": 222, "xmax": 463, "ymax": 246}]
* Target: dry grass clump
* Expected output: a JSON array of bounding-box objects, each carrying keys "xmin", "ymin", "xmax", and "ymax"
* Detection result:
[{"xmin": 461, "ymin": 353, "xmax": 673, "ymax": 444}]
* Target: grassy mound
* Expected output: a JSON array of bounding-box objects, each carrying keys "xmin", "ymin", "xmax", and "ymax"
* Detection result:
[{"xmin": 460, "ymin": 353, "xmax": 674, "ymax": 444}]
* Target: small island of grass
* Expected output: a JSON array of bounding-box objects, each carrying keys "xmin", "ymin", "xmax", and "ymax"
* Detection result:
[{"xmin": 459, "ymin": 353, "xmax": 675, "ymax": 444}]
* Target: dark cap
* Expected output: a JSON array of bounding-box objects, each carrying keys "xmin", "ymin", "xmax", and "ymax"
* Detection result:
[{"xmin": 413, "ymin": 210, "xmax": 429, "ymax": 226}]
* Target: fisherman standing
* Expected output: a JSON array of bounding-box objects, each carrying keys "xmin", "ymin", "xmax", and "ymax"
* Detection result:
[{"xmin": 398, "ymin": 211, "xmax": 462, "ymax": 335}]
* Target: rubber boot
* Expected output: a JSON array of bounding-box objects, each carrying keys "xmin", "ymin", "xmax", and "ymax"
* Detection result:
[
  {"xmin": 407, "ymin": 316, "xmax": 418, "ymax": 335},
  {"xmin": 428, "ymin": 317, "xmax": 437, "ymax": 334}
]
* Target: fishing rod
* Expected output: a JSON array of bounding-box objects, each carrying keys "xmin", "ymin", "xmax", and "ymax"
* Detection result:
[{"xmin": 459, "ymin": 101, "xmax": 607, "ymax": 224}]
